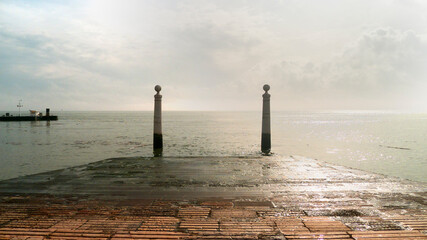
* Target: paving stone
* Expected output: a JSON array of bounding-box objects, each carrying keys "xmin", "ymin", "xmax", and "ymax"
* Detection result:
[
  {"xmin": 179, "ymin": 219, "xmax": 219, "ymax": 234},
  {"xmin": 219, "ymin": 219, "xmax": 276, "ymax": 236},
  {"xmin": 138, "ymin": 216, "xmax": 179, "ymax": 231},
  {"xmin": 178, "ymin": 207, "xmax": 210, "ymax": 218},
  {"xmin": 211, "ymin": 209, "xmax": 258, "ymax": 219},
  {"xmin": 349, "ymin": 230, "xmax": 427, "ymax": 239},
  {"xmin": 199, "ymin": 200, "xmax": 233, "ymax": 209},
  {"xmin": 0, "ymin": 156, "xmax": 426, "ymax": 239}
]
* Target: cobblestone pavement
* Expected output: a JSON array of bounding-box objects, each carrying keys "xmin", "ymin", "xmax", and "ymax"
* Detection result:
[{"xmin": 0, "ymin": 156, "xmax": 426, "ymax": 239}]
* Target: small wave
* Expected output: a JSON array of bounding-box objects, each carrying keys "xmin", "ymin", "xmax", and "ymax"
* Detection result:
[
  {"xmin": 379, "ymin": 145, "xmax": 411, "ymax": 150},
  {"xmin": 120, "ymin": 141, "xmax": 142, "ymax": 146}
]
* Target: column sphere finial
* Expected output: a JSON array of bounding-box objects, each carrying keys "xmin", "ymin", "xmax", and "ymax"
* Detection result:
[
  {"xmin": 155, "ymin": 85, "xmax": 161, "ymax": 93},
  {"xmin": 263, "ymin": 84, "xmax": 270, "ymax": 92}
]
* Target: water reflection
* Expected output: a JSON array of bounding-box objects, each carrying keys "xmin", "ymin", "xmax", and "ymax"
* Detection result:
[{"xmin": 0, "ymin": 111, "xmax": 426, "ymax": 182}]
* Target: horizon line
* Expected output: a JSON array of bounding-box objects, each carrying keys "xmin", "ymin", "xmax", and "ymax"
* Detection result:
[{"xmin": 1, "ymin": 109, "xmax": 426, "ymax": 114}]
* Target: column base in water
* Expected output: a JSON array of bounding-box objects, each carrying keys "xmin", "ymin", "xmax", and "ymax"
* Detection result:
[
  {"xmin": 153, "ymin": 133, "xmax": 163, "ymax": 157},
  {"xmin": 261, "ymin": 133, "xmax": 271, "ymax": 154}
]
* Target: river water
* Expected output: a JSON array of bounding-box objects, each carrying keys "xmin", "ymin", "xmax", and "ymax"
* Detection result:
[{"xmin": 0, "ymin": 111, "xmax": 426, "ymax": 182}]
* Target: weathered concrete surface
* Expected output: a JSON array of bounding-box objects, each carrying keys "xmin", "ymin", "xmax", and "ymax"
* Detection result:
[{"xmin": 0, "ymin": 156, "xmax": 426, "ymax": 239}]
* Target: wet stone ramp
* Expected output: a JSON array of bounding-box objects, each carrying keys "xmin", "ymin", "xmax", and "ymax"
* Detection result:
[
  {"xmin": 0, "ymin": 156, "xmax": 425, "ymax": 198},
  {"xmin": 0, "ymin": 156, "xmax": 426, "ymax": 239}
]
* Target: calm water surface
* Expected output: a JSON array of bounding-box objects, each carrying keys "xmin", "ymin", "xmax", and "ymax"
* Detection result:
[{"xmin": 0, "ymin": 111, "xmax": 426, "ymax": 182}]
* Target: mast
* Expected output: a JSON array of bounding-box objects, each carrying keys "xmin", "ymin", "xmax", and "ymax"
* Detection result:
[{"xmin": 17, "ymin": 100, "xmax": 23, "ymax": 116}]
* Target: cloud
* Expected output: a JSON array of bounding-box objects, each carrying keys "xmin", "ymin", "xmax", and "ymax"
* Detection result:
[
  {"xmin": 0, "ymin": 1, "xmax": 155, "ymax": 110},
  {"xmin": 1, "ymin": 1, "xmax": 426, "ymax": 111},
  {"xmin": 334, "ymin": 29, "xmax": 426, "ymax": 92},
  {"xmin": 239, "ymin": 28, "xmax": 427, "ymax": 110}
]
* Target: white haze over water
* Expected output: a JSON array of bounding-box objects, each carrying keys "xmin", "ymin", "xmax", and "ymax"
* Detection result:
[
  {"xmin": 0, "ymin": 111, "xmax": 426, "ymax": 182},
  {"xmin": 1, "ymin": 0, "xmax": 427, "ymax": 111}
]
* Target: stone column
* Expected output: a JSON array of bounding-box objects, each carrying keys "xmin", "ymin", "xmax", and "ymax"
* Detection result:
[
  {"xmin": 153, "ymin": 85, "xmax": 163, "ymax": 156},
  {"xmin": 261, "ymin": 84, "xmax": 271, "ymax": 154}
]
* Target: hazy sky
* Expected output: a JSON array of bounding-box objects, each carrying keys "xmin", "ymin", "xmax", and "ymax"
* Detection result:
[{"xmin": 1, "ymin": 0, "xmax": 426, "ymax": 111}]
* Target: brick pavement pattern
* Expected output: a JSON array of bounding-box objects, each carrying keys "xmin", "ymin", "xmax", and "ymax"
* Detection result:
[
  {"xmin": 0, "ymin": 195, "xmax": 426, "ymax": 239},
  {"xmin": 0, "ymin": 156, "xmax": 426, "ymax": 239}
]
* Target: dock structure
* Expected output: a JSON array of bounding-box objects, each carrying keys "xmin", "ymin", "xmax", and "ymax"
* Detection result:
[
  {"xmin": 0, "ymin": 156, "xmax": 425, "ymax": 239},
  {"xmin": 0, "ymin": 108, "xmax": 58, "ymax": 121},
  {"xmin": 0, "ymin": 115, "xmax": 58, "ymax": 121}
]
